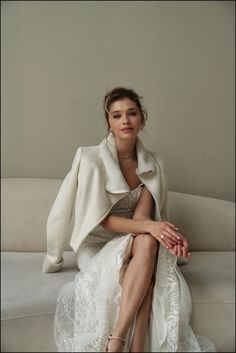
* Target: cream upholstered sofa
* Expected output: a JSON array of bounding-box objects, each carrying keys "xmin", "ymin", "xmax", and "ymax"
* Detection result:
[{"xmin": 1, "ymin": 178, "xmax": 235, "ymax": 352}]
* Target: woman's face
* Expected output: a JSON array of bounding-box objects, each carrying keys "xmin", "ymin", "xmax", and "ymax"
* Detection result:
[{"xmin": 108, "ymin": 98, "xmax": 142, "ymax": 140}]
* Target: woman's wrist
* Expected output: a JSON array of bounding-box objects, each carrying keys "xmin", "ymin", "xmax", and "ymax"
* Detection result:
[{"xmin": 140, "ymin": 219, "xmax": 153, "ymax": 234}]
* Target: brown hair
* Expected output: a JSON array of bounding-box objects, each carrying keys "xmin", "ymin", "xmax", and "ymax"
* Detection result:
[{"xmin": 103, "ymin": 86, "xmax": 148, "ymax": 131}]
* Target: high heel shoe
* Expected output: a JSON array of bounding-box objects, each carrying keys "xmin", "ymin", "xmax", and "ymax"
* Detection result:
[{"xmin": 104, "ymin": 333, "xmax": 125, "ymax": 352}]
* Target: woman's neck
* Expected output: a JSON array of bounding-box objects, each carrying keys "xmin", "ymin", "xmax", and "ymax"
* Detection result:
[{"xmin": 115, "ymin": 137, "xmax": 137, "ymax": 161}]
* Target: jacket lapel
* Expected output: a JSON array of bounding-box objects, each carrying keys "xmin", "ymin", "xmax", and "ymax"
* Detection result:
[{"xmin": 99, "ymin": 133, "xmax": 157, "ymax": 194}]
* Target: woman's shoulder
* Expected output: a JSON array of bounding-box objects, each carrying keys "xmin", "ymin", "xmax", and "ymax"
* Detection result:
[
  {"xmin": 73, "ymin": 144, "xmax": 101, "ymax": 167},
  {"xmin": 74, "ymin": 143, "xmax": 100, "ymax": 156},
  {"xmin": 74, "ymin": 136, "xmax": 109, "ymax": 160}
]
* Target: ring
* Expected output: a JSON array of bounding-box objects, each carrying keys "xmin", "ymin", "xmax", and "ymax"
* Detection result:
[{"xmin": 161, "ymin": 234, "xmax": 165, "ymax": 240}]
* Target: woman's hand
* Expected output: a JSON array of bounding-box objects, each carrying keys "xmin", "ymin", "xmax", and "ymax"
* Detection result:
[
  {"xmin": 144, "ymin": 220, "xmax": 191, "ymax": 258},
  {"xmin": 144, "ymin": 220, "xmax": 181, "ymax": 247},
  {"xmin": 168, "ymin": 232, "xmax": 191, "ymax": 258}
]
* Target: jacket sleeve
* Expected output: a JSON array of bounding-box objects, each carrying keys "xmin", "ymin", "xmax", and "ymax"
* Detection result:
[
  {"xmin": 151, "ymin": 152, "xmax": 170, "ymax": 222},
  {"xmin": 42, "ymin": 147, "xmax": 83, "ymax": 273},
  {"xmin": 159, "ymin": 157, "xmax": 170, "ymax": 222}
]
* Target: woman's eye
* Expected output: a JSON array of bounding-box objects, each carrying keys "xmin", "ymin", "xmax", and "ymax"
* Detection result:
[
  {"xmin": 112, "ymin": 111, "xmax": 137, "ymax": 118},
  {"xmin": 128, "ymin": 111, "xmax": 137, "ymax": 116}
]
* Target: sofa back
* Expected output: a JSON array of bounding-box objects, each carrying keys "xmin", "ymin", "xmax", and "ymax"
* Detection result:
[
  {"xmin": 1, "ymin": 178, "xmax": 235, "ymax": 252},
  {"xmin": 1, "ymin": 178, "xmax": 74, "ymax": 252},
  {"xmin": 168, "ymin": 191, "xmax": 234, "ymax": 251}
]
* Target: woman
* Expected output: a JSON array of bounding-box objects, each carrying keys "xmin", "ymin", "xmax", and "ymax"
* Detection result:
[{"xmin": 42, "ymin": 87, "xmax": 216, "ymax": 352}]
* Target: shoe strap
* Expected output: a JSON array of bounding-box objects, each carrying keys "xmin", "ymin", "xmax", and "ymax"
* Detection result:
[{"xmin": 108, "ymin": 335, "xmax": 125, "ymax": 345}]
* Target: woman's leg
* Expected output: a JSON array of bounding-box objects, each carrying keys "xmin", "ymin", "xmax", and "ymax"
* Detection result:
[
  {"xmin": 107, "ymin": 234, "xmax": 158, "ymax": 352},
  {"xmin": 129, "ymin": 279, "xmax": 154, "ymax": 352},
  {"xmin": 129, "ymin": 254, "xmax": 158, "ymax": 352}
]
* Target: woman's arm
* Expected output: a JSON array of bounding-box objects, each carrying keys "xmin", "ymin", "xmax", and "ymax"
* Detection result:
[
  {"xmin": 101, "ymin": 187, "xmax": 179, "ymax": 242},
  {"xmin": 101, "ymin": 186, "xmax": 190, "ymax": 258},
  {"xmin": 132, "ymin": 186, "xmax": 154, "ymax": 220},
  {"xmin": 101, "ymin": 186, "xmax": 153, "ymax": 234},
  {"xmin": 42, "ymin": 147, "xmax": 83, "ymax": 273}
]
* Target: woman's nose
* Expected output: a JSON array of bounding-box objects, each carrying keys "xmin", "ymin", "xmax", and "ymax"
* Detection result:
[{"xmin": 121, "ymin": 114, "xmax": 129, "ymax": 124}]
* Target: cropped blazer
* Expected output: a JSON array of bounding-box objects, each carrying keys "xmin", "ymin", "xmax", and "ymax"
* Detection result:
[{"xmin": 42, "ymin": 133, "xmax": 169, "ymax": 273}]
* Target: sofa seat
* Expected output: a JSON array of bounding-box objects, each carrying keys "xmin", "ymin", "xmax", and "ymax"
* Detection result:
[
  {"xmin": 180, "ymin": 251, "xmax": 235, "ymax": 352},
  {"xmin": 1, "ymin": 250, "xmax": 234, "ymax": 352},
  {"xmin": 1, "ymin": 251, "xmax": 77, "ymax": 352}
]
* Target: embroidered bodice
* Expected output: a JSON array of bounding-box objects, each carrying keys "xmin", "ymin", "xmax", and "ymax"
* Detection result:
[{"xmin": 109, "ymin": 183, "xmax": 144, "ymax": 219}]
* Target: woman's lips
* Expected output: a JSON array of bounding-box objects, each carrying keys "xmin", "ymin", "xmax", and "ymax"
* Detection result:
[{"xmin": 121, "ymin": 128, "xmax": 133, "ymax": 133}]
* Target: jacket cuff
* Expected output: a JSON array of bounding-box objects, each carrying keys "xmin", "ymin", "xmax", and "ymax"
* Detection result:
[{"xmin": 42, "ymin": 255, "xmax": 64, "ymax": 273}]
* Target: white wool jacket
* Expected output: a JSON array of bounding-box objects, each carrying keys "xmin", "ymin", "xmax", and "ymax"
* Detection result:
[{"xmin": 42, "ymin": 133, "xmax": 169, "ymax": 273}]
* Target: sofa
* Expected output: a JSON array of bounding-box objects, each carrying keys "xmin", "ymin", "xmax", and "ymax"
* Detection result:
[{"xmin": 1, "ymin": 178, "xmax": 235, "ymax": 352}]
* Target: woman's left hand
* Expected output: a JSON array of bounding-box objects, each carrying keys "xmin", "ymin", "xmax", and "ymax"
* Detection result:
[{"xmin": 168, "ymin": 232, "xmax": 191, "ymax": 258}]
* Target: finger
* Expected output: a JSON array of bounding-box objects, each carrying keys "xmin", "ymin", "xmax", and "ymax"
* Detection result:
[
  {"xmin": 177, "ymin": 232, "xmax": 188, "ymax": 245},
  {"xmin": 168, "ymin": 246, "xmax": 176, "ymax": 255},
  {"xmin": 166, "ymin": 222, "xmax": 179, "ymax": 231},
  {"xmin": 159, "ymin": 235, "xmax": 174, "ymax": 250},
  {"xmin": 182, "ymin": 246, "xmax": 188, "ymax": 258},
  {"xmin": 181, "ymin": 237, "xmax": 189, "ymax": 253},
  {"xmin": 165, "ymin": 238, "xmax": 175, "ymax": 249},
  {"xmin": 161, "ymin": 237, "xmax": 173, "ymax": 249},
  {"xmin": 164, "ymin": 227, "xmax": 182, "ymax": 242},
  {"xmin": 165, "ymin": 225, "xmax": 180, "ymax": 238},
  {"xmin": 161, "ymin": 231, "xmax": 179, "ymax": 246},
  {"xmin": 173, "ymin": 245, "xmax": 178, "ymax": 255},
  {"xmin": 177, "ymin": 244, "xmax": 182, "ymax": 257},
  {"xmin": 176, "ymin": 232, "xmax": 188, "ymax": 247},
  {"xmin": 168, "ymin": 245, "xmax": 177, "ymax": 254}
]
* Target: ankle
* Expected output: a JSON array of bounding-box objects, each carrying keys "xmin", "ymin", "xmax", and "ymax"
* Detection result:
[
  {"xmin": 106, "ymin": 334, "xmax": 125, "ymax": 352},
  {"xmin": 111, "ymin": 328, "xmax": 126, "ymax": 340}
]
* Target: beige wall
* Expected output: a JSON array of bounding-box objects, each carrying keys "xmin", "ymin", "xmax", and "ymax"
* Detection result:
[{"xmin": 1, "ymin": 1, "xmax": 235, "ymax": 201}]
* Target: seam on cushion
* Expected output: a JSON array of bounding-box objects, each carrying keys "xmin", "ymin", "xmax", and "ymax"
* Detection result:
[
  {"xmin": 1, "ymin": 311, "xmax": 56, "ymax": 320},
  {"xmin": 192, "ymin": 302, "xmax": 235, "ymax": 305}
]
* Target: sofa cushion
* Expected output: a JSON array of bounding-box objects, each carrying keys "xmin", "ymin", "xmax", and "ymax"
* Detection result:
[
  {"xmin": 180, "ymin": 251, "xmax": 235, "ymax": 304},
  {"xmin": 1, "ymin": 251, "xmax": 77, "ymax": 352},
  {"xmin": 1, "ymin": 251, "xmax": 77, "ymax": 320},
  {"xmin": 2, "ymin": 251, "xmax": 234, "ymax": 321},
  {"xmin": 179, "ymin": 251, "xmax": 235, "ymax": 352},
  {"xmin": 1, "ymin": 314, "xmax": 57, "ymax": 352}
]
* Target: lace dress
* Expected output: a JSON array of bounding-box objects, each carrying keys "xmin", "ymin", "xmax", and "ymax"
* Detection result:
[{"xmin": 54, "ymin": 184, "xmax": 216, "ymax": 352}]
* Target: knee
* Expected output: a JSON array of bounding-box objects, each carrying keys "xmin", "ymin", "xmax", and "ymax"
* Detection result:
[
  {"xmin": 133, "ymin": 234, "xmax": 158, "ymax": 258},
  {"xmin": 141, "ymin": 234, "xmax": 158, "ymax": 256}
]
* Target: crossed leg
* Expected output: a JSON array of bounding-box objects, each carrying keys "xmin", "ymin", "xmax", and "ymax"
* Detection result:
[
  {"xmin": 107, "ymin": 234, "xmax": 158, "ymax": 352},
  {"xmin": 129, "ymin": 277, "xmax": 155, "ymax": 352}
]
